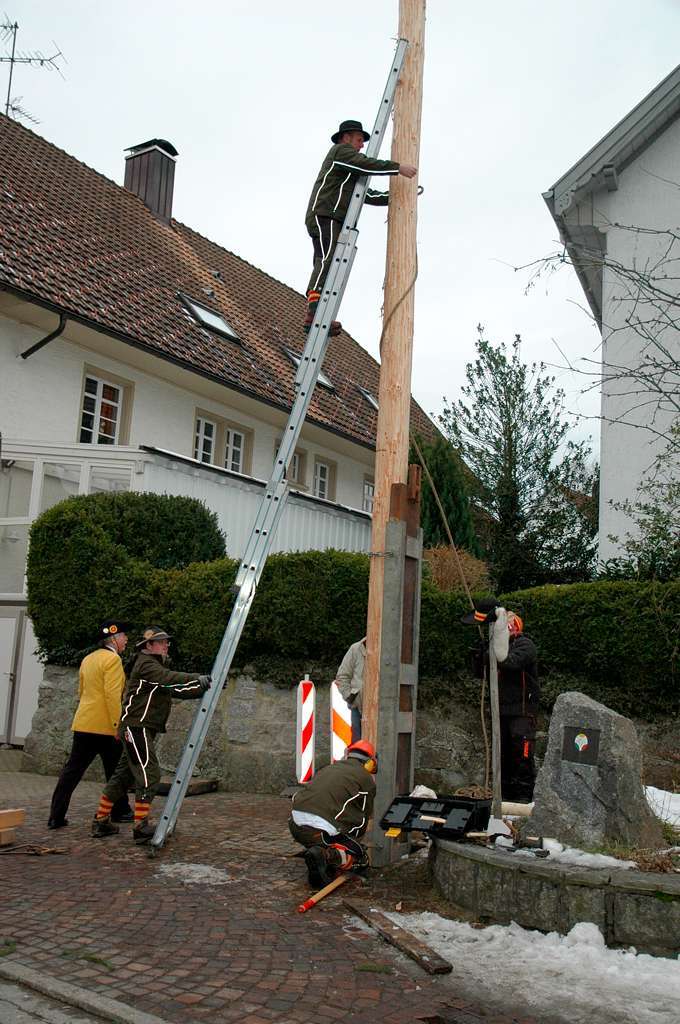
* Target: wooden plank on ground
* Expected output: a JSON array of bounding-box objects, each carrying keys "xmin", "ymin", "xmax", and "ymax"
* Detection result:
[
  {"xmin": 156, "ymin": 778, "xmax": 218, "ymax": 797},
  {"xmin": 344, "ymin": 899, "xmax": 452, "ymax": 975},
  {"xmin": 0, "ymin": 809, "xmax": 25, "ymax": 829},
  {"xmin": 0, "ymin": 827, "xmax": 16, "ymax": 846}
]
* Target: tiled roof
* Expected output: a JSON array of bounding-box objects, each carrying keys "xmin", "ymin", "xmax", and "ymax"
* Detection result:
[{"xmin": 0, "ymin": 114, "xmax": 436, "ymax": 449}]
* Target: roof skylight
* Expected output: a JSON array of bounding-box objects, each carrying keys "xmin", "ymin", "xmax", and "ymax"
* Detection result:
[
  {"xmin": 179, "ymin": 293, "xmax": 240, "ymax": 342},
  {"xmin": 284, "ymin": 348, "xmax": 334, "ymax": 390},
  {"xmin": 357, "ymin": 385, "xmax": 379, "ymax": 411}
]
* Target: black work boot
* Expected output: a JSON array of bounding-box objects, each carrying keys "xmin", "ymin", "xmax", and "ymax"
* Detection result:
[
  {"xmin": 132, "ymin": 818, "xmax": 156, "ymax": 845},
  {"xmin": 91, "ymin": 817, "xmax": 119, "ymax": 839},
  {"xmin": 111, "ymin": 808, "xmax": 134, "ymax": 823},
  {"xmin": 304, "ymin": 845, "xmax": 331, "ymax": 888},
  {"xmin": 47, "ymin": 817, "xmax": 69, "ymax": 830}
]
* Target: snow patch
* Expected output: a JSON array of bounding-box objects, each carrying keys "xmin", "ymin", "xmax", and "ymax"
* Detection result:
[
  {"xmin": 410, "ymin": 785, "xmax": 437, "ymax": 799},
  {"xmin": 646, "ymin": 786, "xmax": 680, "ymax": 830},
  {"xmin": 541, "ymin": 838, "xmax": 636, "ymax": 869},
  {"xmin": 494, "ymin": 836, "xmax": 636, "ymax": 868},
  {"xmin": 155, "ymin": 862, "xmax": 233, "ymax": 885},
  {"xmin": 385, "ymin": 913, "xmax": 680, "ymax": 1024}
]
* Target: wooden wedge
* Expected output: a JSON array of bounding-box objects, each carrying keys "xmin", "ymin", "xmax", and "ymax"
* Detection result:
[
  {"xmin": 0, "ymin": 809, "xmax": 25, "ymax": 829},
  {"xmin": 0, "ymin": 827, "xmax": 17, "ymax": 846}
]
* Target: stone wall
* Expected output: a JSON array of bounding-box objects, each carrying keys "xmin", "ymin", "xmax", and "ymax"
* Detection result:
[
  {"xmin": 431, "ymin": 839, "xmax": 680, "ymax": 957},
  {"xmin": 21, "ymin": 664, "xmax": 679, "ymax": 795},
  {"xmin": 22, "ymin": 664, "xmax": 492, "ymax": 791}
]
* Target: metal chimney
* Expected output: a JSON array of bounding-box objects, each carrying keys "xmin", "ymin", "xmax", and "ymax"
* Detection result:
[{"xmin": 124, "ymin": 138, "xmax": 178, "ymax": 223}]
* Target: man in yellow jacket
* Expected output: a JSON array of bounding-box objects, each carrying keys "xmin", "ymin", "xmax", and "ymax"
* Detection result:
[{"xmin": 47, "ymin": 618, "xmax": 133, "ymax": 829}]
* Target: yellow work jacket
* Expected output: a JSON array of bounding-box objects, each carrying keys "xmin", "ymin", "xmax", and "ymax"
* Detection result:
[{"xmin": 71, "ymin": 646, "xmax": 125, "ymax": 735}]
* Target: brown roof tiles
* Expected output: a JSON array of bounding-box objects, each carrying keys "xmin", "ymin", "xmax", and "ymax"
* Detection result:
[{"xmin": 0, "ymin": 114, "xmax": 436, "ymax": 448}]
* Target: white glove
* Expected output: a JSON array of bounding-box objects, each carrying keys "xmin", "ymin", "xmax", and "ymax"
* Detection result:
[{"xmin": 493, "ymin": 607, "xmax": 509, "ymax": 662}]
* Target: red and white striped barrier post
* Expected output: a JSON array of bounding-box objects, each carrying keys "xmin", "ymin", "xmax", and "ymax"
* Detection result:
[
  {"xmin": 296, "ymin": 675, "xmax": 315, "ymax": 783},
  {"xmin": 330, "ymin": 680, "xmax": 352, "ymax": 762}
]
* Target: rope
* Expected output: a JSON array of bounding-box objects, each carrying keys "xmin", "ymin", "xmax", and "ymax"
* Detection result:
[
  {"xmin": 379, "ymin": 254, "xmax": 418, "ymax": 357},
  {"xmin": 410, "ymin": 436, "xmax": 491, "ymax": 790},
  {"xmin": 374, "ymin": 210, "xmax": 492, "ymax": 789},
  {"xmin": 411, "ymin": 436, "xmax": 474, "ymax": 609}
]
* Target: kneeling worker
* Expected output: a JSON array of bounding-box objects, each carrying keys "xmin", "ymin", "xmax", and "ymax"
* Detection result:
[
  {"xmin": 289, "ymin": 739, "xmax": 378, "ymax": 887},
  {"xmin": 91, "ymin": 625, "xmax": 211, "ymax": 843}
]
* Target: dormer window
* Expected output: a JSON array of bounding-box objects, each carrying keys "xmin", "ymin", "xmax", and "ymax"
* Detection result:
[
  {"xmin": 357, "ymin": 385, "xmax": 379, "ymax": 411},
  {"xmin": 179, "ymin": 293, "xmax": 240, "ymax": 342},
  {"xmin": 284, "ymin": 348, "xmax": 334, "ymax": 390}
]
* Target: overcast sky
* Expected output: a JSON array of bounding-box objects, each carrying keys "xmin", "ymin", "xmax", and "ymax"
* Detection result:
[{"xmin": 7, "ymin": 1, "xmax": 680, "ymax": 455}]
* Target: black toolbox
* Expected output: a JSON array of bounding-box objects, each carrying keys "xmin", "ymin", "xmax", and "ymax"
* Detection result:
[{"xmin": 380, "ymin": 795, "xmax": 491, "ymax": 840}]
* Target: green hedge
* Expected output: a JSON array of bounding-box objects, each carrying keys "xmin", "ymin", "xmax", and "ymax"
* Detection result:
[
  {"xmin": 27, "ymin": 494, "xmax": 679, "ymax": 717},
  {"xmin": 27, "ymin": 492, "xmax": 225, "ymax": 663},
  {"xmin": 29, "ymin": 491, "xmax": 225, "ymax": 573},
  {"xmin": 500, "ymin": 580, "xmax": 680, "ymax": 716}
]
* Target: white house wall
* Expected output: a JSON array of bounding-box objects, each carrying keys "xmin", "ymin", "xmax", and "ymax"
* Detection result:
[
  {"xmin": 1, "ymin": 306, "xmax": 376, "ymax": 744},
  {"xmin": 579, "ymin": 123, "xmax": 680, "ymax": 560},
  {"xmin": 0, "ymin": 311, "xmax": 376, "ymax": 513}
]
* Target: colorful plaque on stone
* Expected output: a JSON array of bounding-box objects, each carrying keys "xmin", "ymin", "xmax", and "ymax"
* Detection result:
[{"xmin": 561, "ymin": 725, "xmax": 601, "ymax": 766}]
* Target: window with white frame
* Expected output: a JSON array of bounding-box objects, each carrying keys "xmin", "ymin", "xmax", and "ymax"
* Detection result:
[
  {"xmin": 289, "ymin": 451, "xmax": 301, "ymax": 482},
  {"xmin": 0, "ymin": 454, "xmax": 134, "ymax": 598},
  {"xmin": 313, "ymin": 460, "xmax": 330, "ymax": 500},
  {"xmin": 80, "ymin": 376, "xmax": 122, "ymax": 445},
  {"xmin": 362, "ymin": 477, "xmax": 375, "ymax": 513},
  {"xmin": 275, "ymin": 439, "xmax": 306, "ymax": 487},
  {"xmin": 225, "ymin": 428, "xmax": 245, "ymax": 473},
  {"xmin": 193, "ymin": 413, "xmax": 251, "ymax": 472},
  {"xmin": 194, "ymin": 417, "xmax": 216, "ymax": 464}
]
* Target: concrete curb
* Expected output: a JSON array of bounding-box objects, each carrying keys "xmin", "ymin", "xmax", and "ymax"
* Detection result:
[{"xmin": 0, "ymin": 960, "xmax": 173, "ymax": 1024}]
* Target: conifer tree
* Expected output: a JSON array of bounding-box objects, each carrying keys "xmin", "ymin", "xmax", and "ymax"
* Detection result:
[
  {"xmin": 439, "ymin": 331, "xmax": 597, "ymax": 590},
  {"xmin": 410, "ymin": 434, "xmax": 480, "ymax": 553}
]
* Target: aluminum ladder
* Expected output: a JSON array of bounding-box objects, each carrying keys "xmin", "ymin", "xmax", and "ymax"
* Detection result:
[{"xmin": 151, "ymin": 38, "xmax": 408, "ymax": 850}]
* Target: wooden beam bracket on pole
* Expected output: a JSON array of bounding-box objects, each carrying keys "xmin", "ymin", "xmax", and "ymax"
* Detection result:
[{"xmin": 370, "ymin": 473, "xmax": 423, "ymax": 868}]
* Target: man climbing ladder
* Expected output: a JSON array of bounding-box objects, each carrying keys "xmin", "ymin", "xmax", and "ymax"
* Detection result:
[
  {"xmin": 304, "ymin": 118, "xmax": 417, "ymax": 335},
  {"xmin": 150, "ymin": 39, "xmax": 411, "ymax": 851}
]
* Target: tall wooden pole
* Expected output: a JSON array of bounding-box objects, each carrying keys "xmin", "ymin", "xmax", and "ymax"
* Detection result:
[{"xmin": 363, "ymin": 0, "xmax": 425, "ymax": 749}]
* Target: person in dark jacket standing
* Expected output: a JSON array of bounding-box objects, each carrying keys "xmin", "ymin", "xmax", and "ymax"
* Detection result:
[
  {"xmin": 466, "ymin": 603, "xmax": 540, "ymax": 802},
  {"xmin": 289, "ymin": 739, "xmax": 378, "ymax": 887},
  {"xmin": 496, "ymin": 611, "xmax": 540, "ymax": 802},
  {"xmin": 48, "ymin": 618, "xmax": 133, "ymax": 829},
  {"xmin": 303, "ymin": 118, "xmax": 417, "ymax": 335},
  {"xmin": 91, "ymin": 626, "xmax": 210, "ymax": 843}
]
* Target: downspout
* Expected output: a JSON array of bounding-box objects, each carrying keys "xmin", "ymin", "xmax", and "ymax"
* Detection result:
[{"xmin": 20, "ymin": 313, "xmax": 68, "ymax": 359}]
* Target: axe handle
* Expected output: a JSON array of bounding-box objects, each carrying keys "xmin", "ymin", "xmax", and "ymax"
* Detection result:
[{"xmin": 297, "ymin": 872, "xmax": 350, "ymax": 913}]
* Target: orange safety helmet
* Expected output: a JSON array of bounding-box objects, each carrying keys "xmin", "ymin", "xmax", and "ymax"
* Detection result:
[
  {"xmin": 346, "ymin": 739, "xmax": 379, "ymax": 773},
  {"xmin": 507, "ymin": 612, "xmax": 524, "ymax": 637}
]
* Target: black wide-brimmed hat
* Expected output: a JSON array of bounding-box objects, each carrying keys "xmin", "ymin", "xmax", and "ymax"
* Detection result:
[
  {"xmin": 99, "ymin": 618, "xmax": 131, "ymax": 639},
  {"xmin": 136, "ymin": 625, "xmax": 172, "ymax": 648},
  {"xmin": 460, "ymin": 598, "xmax": 500, "ymax": 626},
  {"xmin": 332, "ymin": 119, "xmax": 371, "ymax": 144}
]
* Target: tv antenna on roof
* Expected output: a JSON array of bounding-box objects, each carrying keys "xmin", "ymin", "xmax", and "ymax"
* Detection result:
[{"xmin": 1, "ymin": 16, "xmax": 65, "ymax": 124}]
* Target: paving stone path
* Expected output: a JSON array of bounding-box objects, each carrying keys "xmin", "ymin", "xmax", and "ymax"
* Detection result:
[
  {"xmin": 0, "ymin": 980, "xmax": 109, "ymax": 1024},
  {"xmin": 0, "ymin": 772, "xmax": 538, "ymax": 1024}
]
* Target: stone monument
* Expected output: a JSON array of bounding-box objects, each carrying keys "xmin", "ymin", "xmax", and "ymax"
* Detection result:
[{"xmin": 531, "ymin": 691, "xmax": 663, "ymax": 849}]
